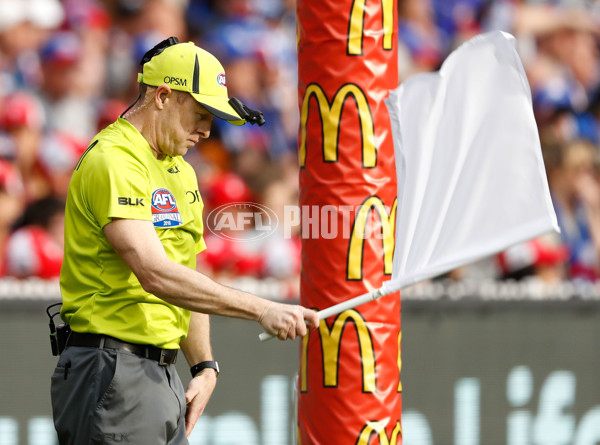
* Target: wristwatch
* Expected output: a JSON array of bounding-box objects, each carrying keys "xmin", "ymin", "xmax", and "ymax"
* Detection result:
[{"xmin": 190, "ymin": 361, "xmax": 220, "ymax": 378}]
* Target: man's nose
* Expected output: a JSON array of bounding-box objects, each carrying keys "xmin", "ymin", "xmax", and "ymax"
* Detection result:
[{"xmin": 198, "ymin": 120, "xmax": 212, "ymax": 139}]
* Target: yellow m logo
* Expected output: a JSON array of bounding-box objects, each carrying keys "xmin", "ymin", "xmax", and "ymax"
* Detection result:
[
  {"xmin": 347, "ymin": 196, "xmax": 397, "ymax": 280},
  {"xmin": 347, "ymin": 0, "xmax": 394, "ymax": 55},
  {"xmin": 356, "ymin": 419, "xmax": 402, "ymax": 445},
  {"xmin": 301, "ymin": 309, "xmax": 376, "ymax": 393},
  {"xmin": 300, "ymin": 83, "xmax": 376, "ymax": 168}
]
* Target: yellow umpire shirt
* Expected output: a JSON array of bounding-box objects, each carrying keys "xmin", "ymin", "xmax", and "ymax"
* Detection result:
[{"xmin": 60, "ymin": 117, "xmax": 206, "ymax": 349}]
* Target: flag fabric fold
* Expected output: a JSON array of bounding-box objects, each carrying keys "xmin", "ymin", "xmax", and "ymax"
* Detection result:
[{"xmin": 383, "ymin": 31, "xmax": 559, "ymax": 293}]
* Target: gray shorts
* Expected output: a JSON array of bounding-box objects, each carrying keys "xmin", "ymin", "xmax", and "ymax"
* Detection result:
[{"xmin": 51, "ymin": 345, "xmax": 188, "ymax": 444}]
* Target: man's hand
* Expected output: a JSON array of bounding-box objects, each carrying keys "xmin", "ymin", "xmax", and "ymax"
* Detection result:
[
  {"xmin": 185, "ymin": 370, "xmax": 217, "ymax": 437},
  {"xmin": 258, "ymin": 302, "xmax": 319, "ymax": 340}
]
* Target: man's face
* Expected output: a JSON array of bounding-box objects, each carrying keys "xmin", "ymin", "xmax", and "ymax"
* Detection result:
[{"xmin": 157, "ymin": 90, "xmax": 213, "ymax": 157}]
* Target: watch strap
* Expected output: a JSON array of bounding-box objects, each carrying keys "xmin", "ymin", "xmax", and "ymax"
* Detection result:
[{"xmin": 190, "ymin": 360, "xmax": 219, "ymax": 378}]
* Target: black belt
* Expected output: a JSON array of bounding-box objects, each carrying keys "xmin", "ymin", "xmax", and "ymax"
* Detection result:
[{"xmin": 67, "ymin": 332, "xmax": 178, "ymax": 366}]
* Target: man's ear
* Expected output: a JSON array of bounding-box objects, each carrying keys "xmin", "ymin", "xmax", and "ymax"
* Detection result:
[{"xmin": 155, "ymin": 85, "xmax": 172, "ymax": 110}]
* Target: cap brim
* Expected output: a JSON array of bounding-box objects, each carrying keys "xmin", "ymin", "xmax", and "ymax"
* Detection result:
[{"xmin": 193, "ymin": 94, "xmax": 246, "ymax": 126}]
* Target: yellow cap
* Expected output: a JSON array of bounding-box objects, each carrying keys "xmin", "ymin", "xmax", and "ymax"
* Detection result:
[{"xmin": 138, "ymin": 41, "xmax": 245, "ymax": 125}]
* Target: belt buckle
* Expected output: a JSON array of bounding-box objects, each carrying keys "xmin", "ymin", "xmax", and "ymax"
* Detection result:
[{"xmin": 158, "ymin": 349, "xmax": 170, "ymax": 366}]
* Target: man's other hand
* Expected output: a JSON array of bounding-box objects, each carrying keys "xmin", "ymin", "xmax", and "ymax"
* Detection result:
[{"xmin": 185, "ymin": 370, "xmax": 217, "ymax": 437}]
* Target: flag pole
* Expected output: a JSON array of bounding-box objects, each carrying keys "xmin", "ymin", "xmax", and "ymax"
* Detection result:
[{"xmin": 259, "ymin": 281, "xmax": 404, "ymax": 342}]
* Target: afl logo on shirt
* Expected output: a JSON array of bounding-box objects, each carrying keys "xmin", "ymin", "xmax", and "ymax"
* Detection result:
[
  {"xmin": 217, "ymin": 73, "xmax": 226, "ymax": 87},
  {"xmin": 151, "ymin": 188, "xmax": 183, "ymax": 227}
]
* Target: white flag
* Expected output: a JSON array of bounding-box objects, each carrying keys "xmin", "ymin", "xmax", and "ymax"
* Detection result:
[
  {"xmin": 383, "ymin": 31, "xmax": 559, "ymax": 292},
  {"xmin": 260, "ymin": 31, "xmax": 560, "ymax": 338}
]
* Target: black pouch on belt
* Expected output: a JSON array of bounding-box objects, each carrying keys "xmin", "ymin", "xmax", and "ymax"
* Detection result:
[{"xmin": 46, "ymin": 302, "xmax": 71, "ymax": 356}]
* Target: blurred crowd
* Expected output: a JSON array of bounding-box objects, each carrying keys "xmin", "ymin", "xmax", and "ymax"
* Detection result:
[
  {"xmin": 0, "ymin": 0, "xmax": 598, "ymax": 298},
  {"xmin": 402, "ymin": 0, "xmax": 600, "ymax": 289}
]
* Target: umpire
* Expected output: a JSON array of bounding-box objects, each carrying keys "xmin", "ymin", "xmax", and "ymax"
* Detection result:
[{"xmin": 51, "ymin": 37, "xmax": 318, "ymax": 444}]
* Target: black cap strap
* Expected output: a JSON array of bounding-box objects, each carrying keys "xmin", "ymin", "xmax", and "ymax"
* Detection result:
[
  {"xmin": 139, "ymin": 36, "xmax": 180, "ymax": 66},
  {"xmin": 229, "ymin": 97, "xmax": 266, "ymax": 126}
]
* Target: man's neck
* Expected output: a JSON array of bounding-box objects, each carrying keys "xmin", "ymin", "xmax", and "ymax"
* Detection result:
[{"xmin": 123, "ymin": 112, "xmax": 164, "ymax": 159}]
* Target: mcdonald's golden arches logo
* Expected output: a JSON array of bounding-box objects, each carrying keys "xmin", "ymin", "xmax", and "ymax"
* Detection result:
[
  {"xmin": 356, "ymin": 419, "xmax": 402, "ymax": 445},
  {"xmin": 347, "ymin": 196, "xmax": 397, "ymax": 280},
  {"xmin": 301, "ymin": 309, "xmax": 376, "ymax": 393},
  {"xmin": 347, "ymin": 0, "xmax": 394, "ymax": 55},
  {"xmin": 300, "ymin": 83, "xmax": 376, "ymax": 168}
]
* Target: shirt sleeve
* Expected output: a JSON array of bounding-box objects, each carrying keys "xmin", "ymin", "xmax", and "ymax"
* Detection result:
[
  {"xmin": 84, "ymin": 148, "xmax": 152, "ymax": 228},
  {"xmin": 196, "ymin": 236, "xmax": 207, "ymax": 254}
]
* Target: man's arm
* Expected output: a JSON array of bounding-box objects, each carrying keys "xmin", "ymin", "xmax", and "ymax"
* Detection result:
[
  {"xmin": 103, "ymin": 218, "xmax": 318, "ymax": 339},
  {"xmin": 180, "ymin": 312, "xmax": 213, "ymax": 365}
]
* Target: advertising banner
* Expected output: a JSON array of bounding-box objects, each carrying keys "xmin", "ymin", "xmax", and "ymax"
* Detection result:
[{"xmin": 3, "ymin": 298, "xmax": 600, "ymax": 444}]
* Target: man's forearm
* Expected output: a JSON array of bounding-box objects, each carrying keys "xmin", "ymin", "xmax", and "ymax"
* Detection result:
[
  {"xmin": 180, "ymin": 312, "xmax": 213, "ymax": 366},
  {"xmin": 142, "ymin": 258, "xmax": 270, "ymax": 321}
]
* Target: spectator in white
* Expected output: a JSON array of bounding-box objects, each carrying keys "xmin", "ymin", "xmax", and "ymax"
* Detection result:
[
  {"xmin": 39, "ymin": 31, "xmax": 97, "ymax": 142},
  {"xmin": 0, "ymin": 0, "xmax": 64, "ymax": 92},
  {"xmin": 546, "ymin": 139, "xmax": 600, "ymax": 281}
]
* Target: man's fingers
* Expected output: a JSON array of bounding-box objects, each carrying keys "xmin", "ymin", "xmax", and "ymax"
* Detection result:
[
  {"xmin": 185, "ymin": 412, "xmax": 194, "ymax": 437},
  {"xmin": 288, "ymin": 322, "xmax": 297, "ymax": 340},
  {"xmin": 276, "ymin": 326, "xmax": 285, "ymax": 340},
  {"xmin": 295, "ymin": 310, "xmax": 308, "ymax": 336},
  {"xmin": 185, "ymin": 407, "xmax": 197, "ymax": 437},
  {"xmin": 303, "ymin": 308, "xmax": 320, "ymax": 329},
  {"xmin": 185, "ymin": 399, "xmax": 206, "ymax": 437},
  {"xmin": 183, "ymin": 372, "xmax": 216, "ymax": 437},
  {"xmin": 296, "ymin": 320, "xmax": 307, "ymax": 337}
]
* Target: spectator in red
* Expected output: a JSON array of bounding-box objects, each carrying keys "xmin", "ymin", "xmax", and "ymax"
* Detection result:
[
  {"xmin": 0, "ymin": 163, "xmax": 25, "ymax": 272},
  {"xmin": 0, "ymin": 90, "xmax": 48, "ymax": 201},
  {"xmin": 198, "ymin": 172, "xmax": 265, "ymax": 278},
  {"xmin": 2, "ymin": 196, "xmax": 64, "ymax": 279},
  {"xmin": 497, "ymin": 233, "xmax": 569, "ymax": 284}
]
